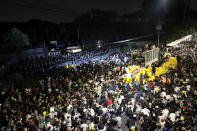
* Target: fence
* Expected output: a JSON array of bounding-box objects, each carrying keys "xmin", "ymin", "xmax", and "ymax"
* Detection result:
[{"xmin": 145, "ymin": 48, "xmax": 160, "ymax": 66}]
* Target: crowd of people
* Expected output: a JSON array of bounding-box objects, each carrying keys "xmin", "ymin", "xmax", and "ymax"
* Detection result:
[
  {"xmin": 168, "ymin": 40, "xmax": 197, "ymax": 63},
  {"xmin": 0, "ymin": 37, "xmax": 197, "ymax": 131},
  {"xmin": 12, "ymin": 46, "xmax": 118, "ymax": 77}
]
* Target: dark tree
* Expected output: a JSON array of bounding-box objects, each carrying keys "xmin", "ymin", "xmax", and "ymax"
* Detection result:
[{"xmin": 0, "ymin": 28, "xmax": 30, "ymax": 48}]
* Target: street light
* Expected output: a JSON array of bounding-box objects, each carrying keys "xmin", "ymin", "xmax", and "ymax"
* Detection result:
[
  {"xmin": 97, "ymin": 40, "xmax": 102, "ymax": 49},
  {"xmin": 156, "ymin": 24, "xmax": 162, "ymax": 47}
]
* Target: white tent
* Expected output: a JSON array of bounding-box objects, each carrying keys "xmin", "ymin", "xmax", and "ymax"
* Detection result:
[
  {"xmin": 67, "ymin": 46, "xmax": 82, "ymax": 53},
  {"xmin": 167, "ymin": 35, "xmax": 192, "ymax": 47}
]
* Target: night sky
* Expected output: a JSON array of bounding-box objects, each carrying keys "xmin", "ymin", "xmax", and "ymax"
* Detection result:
[{"xmin": 0, "ymin": 0, "xmax": 196, "ymax": 23}]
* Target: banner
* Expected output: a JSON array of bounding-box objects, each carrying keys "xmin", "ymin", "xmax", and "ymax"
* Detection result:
[{"xmin": 124, "ymin": 57, "xmax": 177, "ymax": 83}]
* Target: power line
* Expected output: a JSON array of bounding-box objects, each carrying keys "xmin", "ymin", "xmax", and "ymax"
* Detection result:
[
  {"xmin": 18, "ymin": 0, "xmax": 77, "ymax": 16},
  {"xmin": 0, "ymin": 0, "xmax": 77, "ymax": 17},
  {"xmin": 0, "ymin": 4, "xmax": 70, "ymax": 20},
  {"xmin": 0, "ymin": 4, "xmax": 72, "ymax": 19}
]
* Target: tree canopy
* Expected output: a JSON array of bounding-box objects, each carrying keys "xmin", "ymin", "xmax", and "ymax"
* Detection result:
[{"xmin": 0, "ymin": 28, "xmax": 30, "ymax": 48}]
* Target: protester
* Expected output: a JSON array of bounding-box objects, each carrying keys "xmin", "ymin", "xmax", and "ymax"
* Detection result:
[{"xmin": 0, "ymin": 37, "xmax": 197, "ymax": 131}]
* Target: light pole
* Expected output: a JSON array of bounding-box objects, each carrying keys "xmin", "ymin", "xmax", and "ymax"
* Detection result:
[{"xmin": 156, "ymin": 24, "xmax": 162, "ymax": 48}]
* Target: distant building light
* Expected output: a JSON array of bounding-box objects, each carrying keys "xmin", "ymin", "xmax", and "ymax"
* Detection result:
[{"xmin": 50, "ymin": 41, "xmax": 58, "ymax": 45}]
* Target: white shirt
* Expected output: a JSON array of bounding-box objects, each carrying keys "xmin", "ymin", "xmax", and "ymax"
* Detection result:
[
  {"xmin": 160, "ymin": 92, "xmax": 167, "ymax": 98},
  {"xmin": 118, "ymin": 95, "xmax": 124, "ymax": 104},
  {"xmin": 131, "ymin": 98, "xmax": 135, "ymax": 105},
  {"xmin": 46, "ymin": 122, "xmax": 53, "ymax": 131},
  {"xmin": 116, "ymin": 116, "xmax": 122, "ymax": 126},
  {"xmin": 50, "ymin": 106, "xmax": 55, "ymax": 113},
  {"xmin": 88, "ymin": 108, "xmax": 95, "ymax": 117},
  {"xmin": 159, "ymin": 120, "xmax": 166, "ymax": 128},
  {"xmin": 81, "ymin": 123, "xmax": 88, "ymax": 131},
  {"xmin": 97, "ymin": 126, "xmax": 106, "ymax": 131},
  {"xmin": 64, "ymin": 113, "xmax": 71, "ymax": 122},
  {"xmin": 102, "ymin": 107, "xmax": 108, "ymax": 115},
  {"xmin": 136, "ymin": 104, "xmax": 142, "ymax": 113},
  {"xmin": 175, "ymin": 110, "xmax": 180, "ymax": 117},
  {"xmin": 174, "ymin": 87, "xmax": 180, "ymax": 93},
  {"xmin": 186, "ymin": 85, "xmax": 191, "ymax": 91},
  {"xmin": 89, "ymin": 122, "xmax": 95, "ymax": 130},
  {"xmin": 162, "ymin": 109, "xmax": 169, "ymax": 119},
  {"xmin": 67, "ymin": 104, "xmax": 73, "ymax": 111},
  {"xmin": 141, "ymin": 108, "xmax": 150, "ymax": 116},
  {"xmin": 166, "ymin": 95, "xmax": 172, "ymax": 101},
  {"xmin": 169, "ymin": 113, "xmax": 176, "ymax": 122},
  {"xmin": 72, "ymin": 112, "xmax": 80, "ymax": 120},
  {"xmin": 173, "ymin": 94, "xmax": 178, "ymax": 101},
  {"xmin": 127, "ymin": 104, "xmax": 134, "ymax": 112}
]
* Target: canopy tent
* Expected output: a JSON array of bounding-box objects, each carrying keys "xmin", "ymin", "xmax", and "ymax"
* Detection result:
[
  {"xmin": 67, "ymin": 46, "xmax": 82, "ymax": 53},
  {"xmin": 167, "ymin": 35, "xmax": 192, "ymax": 47}
]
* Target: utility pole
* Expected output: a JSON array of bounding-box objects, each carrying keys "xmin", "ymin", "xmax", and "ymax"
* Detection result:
[
  {"xmin": 77, "ymin": 24, "xmax": 80, "ymax": 46},
  {"xmin": 156, "ymin": 24, "xmax": 162, "ymax": 48},
  {"xmin": 158, "ymin": 30, "xmax": 160, "ymax": 47},
  {"xmin": 183, "ymin": 0, "xmax": 191, "ymax": 24}
]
